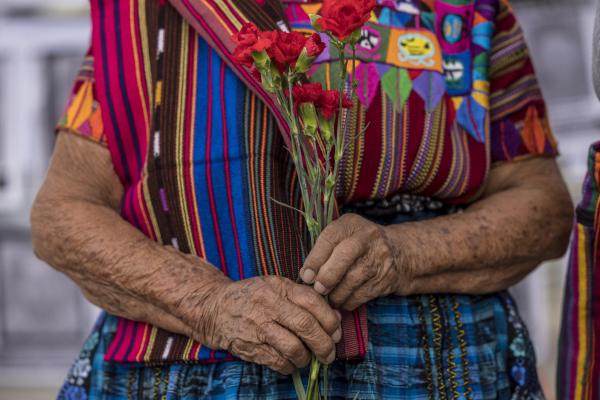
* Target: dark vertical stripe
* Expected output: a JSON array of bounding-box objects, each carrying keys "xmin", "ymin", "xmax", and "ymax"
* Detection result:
[
  {"xmin": 237, "ymin": 87, "xmax": 257, "ymax": 278},
  {"xmin": 108, "ymin": 318, "xmax": 128, "ymax": 361},
  {"xmin": 205, "ymin": 49, "xmax": 228, "ymax": 274},
  {"xmin": 220, "ymin": 60, "xmax": 244, "ymax": 279},
  {"xmin": 122, "ymin": 321, "xmax": 139, "ymax": 362},
  {"xmin": 128, "ymin": 190, "xmax": 143, "ymax": 230},
  {"xmin": 98, "ymin": 0, "xmax": 132, "ymax": 185},
  {"xmin": 114, "ymin": 1, "xmax": 143, "ymax": 172}
]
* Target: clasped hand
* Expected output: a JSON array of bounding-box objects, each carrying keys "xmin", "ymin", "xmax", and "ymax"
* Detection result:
[
  {"xmin": 301, "ymin": 213, "xmax": 409, "ymax": 310},
  {"xmin": 200, "ymin": 214, "xmax": 405, "ymax": 375}
]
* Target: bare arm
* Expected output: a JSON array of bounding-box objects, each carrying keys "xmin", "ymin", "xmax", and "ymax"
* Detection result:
[
  {"xmin": 32, "ymin": 133, "xmax": 205, "ymax": 335},
  {"xmin": 396, "ymin": 156, "xmax": 573, "ymax": 293},
  {"xmin": 300, "ymin": 157, "xmax": 574, "ymax": 310},
  {"xmin": 32, "ymin": 132, "xmax": 342, "ymax": 373}
]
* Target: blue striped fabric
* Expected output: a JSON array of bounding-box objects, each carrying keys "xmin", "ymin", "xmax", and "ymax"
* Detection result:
[
  {"xmin": 58, "ymin": 289, "xmax": 541, "ymax": 400},
  {"xmin": 57, "ymin": 209, "xmax": 544, "ymax": 400}
]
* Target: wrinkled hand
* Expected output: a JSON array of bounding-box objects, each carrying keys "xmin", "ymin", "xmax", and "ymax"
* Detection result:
[
  {"xmin": 300, "ymin": 213, "xmax": 410, "ymax": 310},
  {"xmin": 199, "ymin": 276, "xmax": 342, "ymax": 375}
]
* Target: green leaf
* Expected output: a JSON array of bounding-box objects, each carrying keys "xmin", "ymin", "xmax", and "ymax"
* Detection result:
[
  {"xmin": 269, "ymin": 197, "xmax": 306, "ymax": 217},
  {"xmin": 292, "ymin": 370, "xmax": 306, "ymax": 400},
  {"xmin": 343, "ymin": 122, "xmax": 370, "ymax": 153}
]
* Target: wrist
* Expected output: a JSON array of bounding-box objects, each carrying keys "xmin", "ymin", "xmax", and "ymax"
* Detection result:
[
  {"xmin": 144, "ymin": 249, "xmax": 232, "ymax": 346},
  {"xmin": 174, "ymin": 269, "xmax": 232, "ymax": 345},
  {"xmin": 387, "ymin": 224, "xmax": 419, "ymax": 296},
  {"xmin": 183, "ymin": 277, "xmax": 232, "ymax": 349}
]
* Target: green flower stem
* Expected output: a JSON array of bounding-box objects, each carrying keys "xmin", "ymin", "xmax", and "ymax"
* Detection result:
[
  {"xmin": 322, "ymin": 141, "xmax": 333, "ymax": 227},
  {"xmin": 284, "ymin": 71, "xmax": 313, "ymax": 229},
  {"xmin": 352, "ymin": 50, "xmax": 358, "ymax": 97},
  {"xmin": 340, "ymin": 50, "xmax": 357, "ymax": 151},
  {"xmin": 324, "ymin": 365, "xmax": 328, "ymax": 400},
  {"xmin": 306, "ymin": 355, "xmax": 322, "ymax": 400},
  {"xmin": 266, "ymin": 41, "xmax": 360, "ymax": 400},
  {"xmin": 312, "ymin": 141, "xmax": 323, "ymax": 236}
]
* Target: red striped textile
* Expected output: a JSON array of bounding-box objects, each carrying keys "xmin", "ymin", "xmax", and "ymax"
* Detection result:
[{"xmin": 558, "ymin": 141, "xmax": 600, "ymax": 399}]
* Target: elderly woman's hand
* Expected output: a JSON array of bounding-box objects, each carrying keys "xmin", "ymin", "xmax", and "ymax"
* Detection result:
[
  {"xmin": 199, "ymin": 276, "xmax": 342, "ymax": 375},
  {"xmin": 299, "ymin": 214, "xmax": 408, "ymax": 311},
  {"xmin": 299, "ymin": 158, "xmax": 574, "ymax": 309}
]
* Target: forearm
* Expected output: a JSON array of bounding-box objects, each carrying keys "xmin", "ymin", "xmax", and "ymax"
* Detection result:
[
  {"xmin": 33, "ymin": 199, "xmax": 226, "ymax": 335},
  {"xmin": 393, "ymin": 159, "xmax": 573, "ymax": 295},
  {"xmin": 31, "ymin": 133, "xmax": 230, "ymax": 341},
  {"xmin": 31, "ymin": 133, "xmax": 343, "ymax": 373}
]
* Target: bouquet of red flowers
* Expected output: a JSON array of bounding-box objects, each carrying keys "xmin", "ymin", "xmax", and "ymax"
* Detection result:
[{"xmin": 231, "ymin": 1, "xmax": 376, "ymax": 398}]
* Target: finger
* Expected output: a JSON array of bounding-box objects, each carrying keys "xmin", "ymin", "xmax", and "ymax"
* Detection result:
[
  {"xmin": 264, "ymin": 323, "xmax": 312, "ymax": 369},
  {"xmin": 228, "ymin": 332, "xmax": 296, "ymax": 375},
  {"xmin": 311, "ymin": 235, "xmax": 368, "ymax": 296},
  {"xmin": 233, "ymin": 338, "xmax": 297, "ymax": 375},
  {"xmin": 289, "ymin": 283, "xmax": 342, "ymax": 336},
  {"xmin": 301, "ymin": 215, "xmax": 356, "ymax": 283},
  {"xmin": 339, "ymin": 283, "xmax": 377, "ymax": 311},
  {"xmin": 327, "ymin": 264, "xmax": 370, "ymax": 308},
  {"xmin": 276, "ymin": 302, "xmax": 337, "ymax": 365}
]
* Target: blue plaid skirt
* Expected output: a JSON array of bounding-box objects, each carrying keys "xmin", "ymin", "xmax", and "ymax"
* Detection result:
[
  {"xmin": 58, "ymin": 293, "xmax": 543, "ymax": 400},
  {"xmin": 57, "ymin": 206, "xmax": 545, "ymax": 400}
]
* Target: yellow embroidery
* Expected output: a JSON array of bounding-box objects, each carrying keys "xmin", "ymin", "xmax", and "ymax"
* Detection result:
[{"xmin": 386, "ymin": 29, "xmax": 443, "ymax": 72}]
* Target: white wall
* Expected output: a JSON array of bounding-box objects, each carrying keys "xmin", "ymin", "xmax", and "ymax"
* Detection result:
[{"xmin": 0, "ymin": 0, "xmax": 88, "ymax": 9}]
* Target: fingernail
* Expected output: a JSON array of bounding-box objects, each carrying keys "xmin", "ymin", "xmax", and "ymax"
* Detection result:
[
  {"xmin": 302, "ymin": 269, "xmax": 315, "ymax": 283},
  {"xmin": 314, "ymin": 282, "xmax": 326, "ymax": 295},
  {"xmin": 332, "ymin": 328, "xmax": 342, "ymax": 343},
  {"xmin": 335, "ymin": 310, "xmax": 342, "ymax": 321},
  {"xmin": 326, "ymin": 349, "xmax": 336, "ymax": 364}
]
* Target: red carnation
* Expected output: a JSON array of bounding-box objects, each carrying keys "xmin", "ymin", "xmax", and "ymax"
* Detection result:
[
  {"xmin": 305, "ymin": 33, "xmax": 326, "ymax": 58},
  {"xmin": 260, "ymin": 30, "xmax": 279, "ymax": 58},
  {"xmin": 271, "ymin": 31, "xmax": 308, "ymax": 67},
  {"xmin": 285, "ymin": 83, "xmax": 323, "ymax": 115},
  {"xmin": 230, "ymin": 23, "xmax": 261, "ymax": 47},
  {"xmin": 231, "ymin": 38, "xmax": 273, "ymax": 68},
  {"xmin": 232, "ymin": 46, "xmax": 254, "ymax": 68},
  {"xmin": 317, "ymin": 0, "xmax": 377, "ymax": 40},
  {"xmin": 315, "ymin": 90, "xmax": 353, "ymax": 119},
  {"xmin": 250, "ymin": 67, "xmax": 263, "ymax": 82}
]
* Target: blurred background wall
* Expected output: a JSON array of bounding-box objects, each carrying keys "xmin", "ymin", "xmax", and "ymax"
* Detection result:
[{"xmin": 0, "ymin": 0, "xmax": 597, "ymax": 399}]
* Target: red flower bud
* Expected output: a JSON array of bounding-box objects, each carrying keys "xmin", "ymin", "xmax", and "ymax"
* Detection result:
[
  {"xmin": 285, "ymin": 83, "xmax": 323, "ymax": 115},
  {"xmin": 232, "ymin": 46, "xmax": 255, "ymax": 68},
  {"xmin": 319, "ymin": 0, "xmax": 377, "ymax": 41},
  {"xmin": 305, "ymin": 33, "xmax": 326, "ymax": 58},
  {"xmin": 249, "ymin": 67, "xmax": 263, "ymax": 82},
  {"xmin": 230, "ymin": 23, "xmax": 262, "ymax": 47},
  {"xmin": 231, "ymin": 38, "xmax": 273, "ymax": 68},
  {"xmin": 315, "ymin": 90, "xmax": 353, "ymax": 119}
]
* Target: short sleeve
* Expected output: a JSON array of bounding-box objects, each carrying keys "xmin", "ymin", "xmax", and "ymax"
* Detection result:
[
  {"xmin": 56, "ymin": 49, "xmax": 107, "ymax": 146},
  {"xmin": 488, "ymin": 0, "xmax": 557, "ymax": 165}
]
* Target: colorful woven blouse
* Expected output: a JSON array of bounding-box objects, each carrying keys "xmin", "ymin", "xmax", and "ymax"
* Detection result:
[
  {"xmin": 557, "ymin": 141, "xmax": 600, "ymax": 400},
  {"xmin": 57, "ymin": 0, "xmax": 556, "ymax": 367}
]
